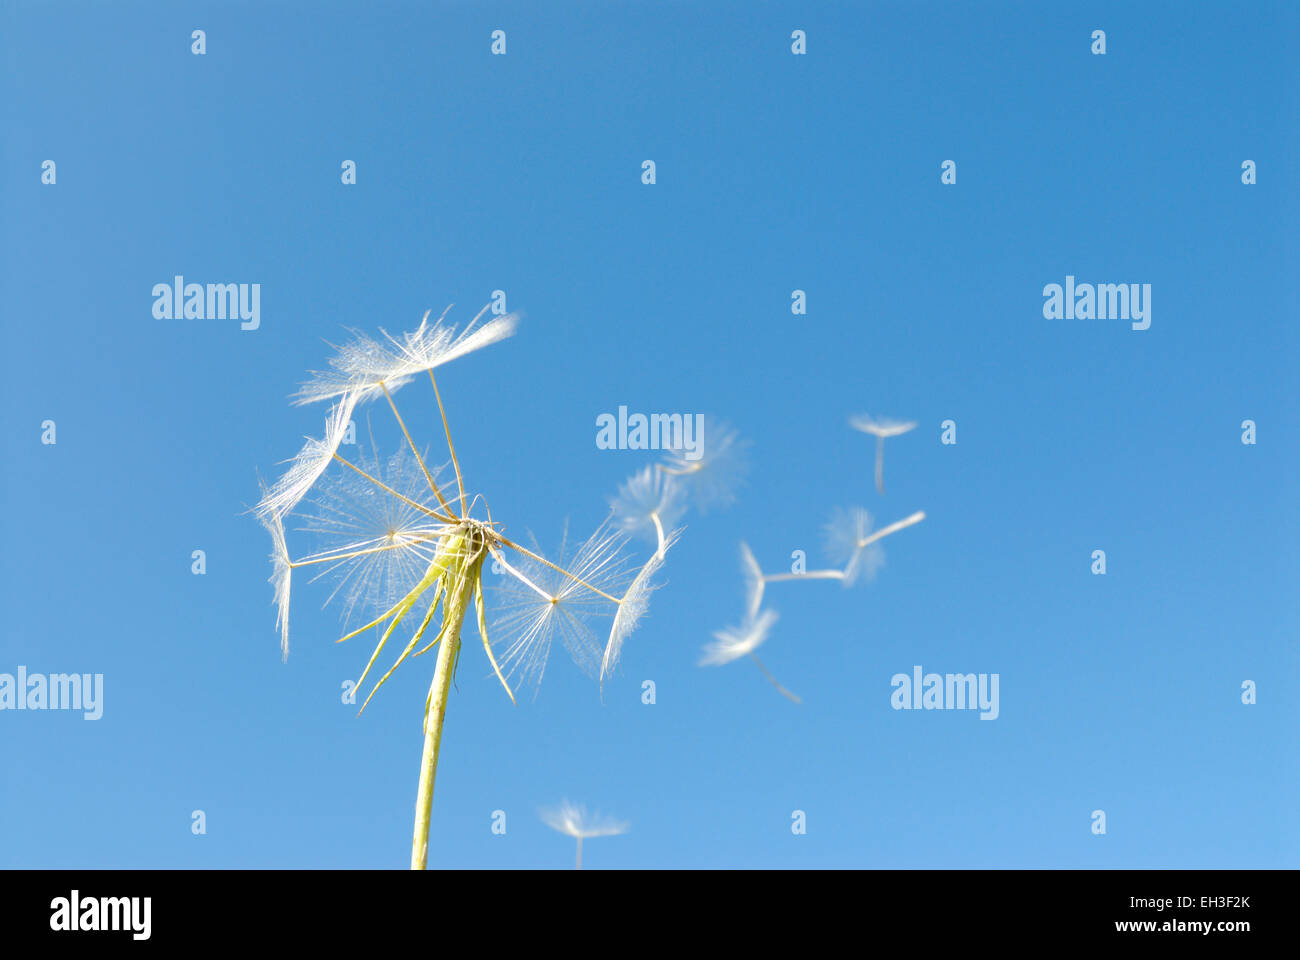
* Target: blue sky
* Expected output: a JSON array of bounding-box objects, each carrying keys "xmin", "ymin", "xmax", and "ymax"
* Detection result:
[{"xmin": 2, "ymin": 1, "xmax": 1296, "ymax": 869}]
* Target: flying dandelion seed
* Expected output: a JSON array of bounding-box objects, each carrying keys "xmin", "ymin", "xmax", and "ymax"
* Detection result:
[
  {"xmin": 739, "ymin": 541, "xmax": 764, "ymax": 621},
  {"xmin": 254, "ymin": 304, "xmax": 668, "ymax": 870},
  {"xmin": 540, "ymin": 800, "xmax": 629, "ymax": 869},
  {"xmin": 699, "ymin": 608, "xmax": 800, "ymax": 703},
  {"xmin": 754, "ymin": 506, "xmax": 926, "ymax": 592},
  {"xmin": 823, "ymin": 506, "xmax": 886, "ymax": 586},
  {"xmin": 716, "ymin": 506, "xmax": 926, "ymax": 702},
  {"xmin": 609, "ymin": 465, "xmax": 686, "ymax": 559},
  {"xmin": 602, "ymin": 528, "xmax": 680, "ymax": 687},
  {"xmin": 700, "ymin": 608, "xmax": 777, "ymax": 666},
  {"xmin": 659, "ymin": 415, "xmax": 749, "ymax": 511},
  {"xmin": 848, "ymin": 414, "xmax": 917, "ymax": 494}
]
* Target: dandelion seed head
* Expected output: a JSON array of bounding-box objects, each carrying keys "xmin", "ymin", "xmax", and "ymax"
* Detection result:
[
  {"xmin": 292, "ymin": 306, "xmax": 518, "ymax": 406},
  {"xmin": 662, "ymin": 416, "xmax": 749, "ymax": 511},
  {"xmin": 601, "ymin": 529, "xmax": 680, "ymax": 684},
  {"xmin": 540, "ymin": 800, "xmax": 629, "ymax": 839},
  {"xmin": 699, "ymin": 608, "xmax": 779, "ymax": 667},
  {"xmin": 489, "ymin": 520, "xmax": 634, "ymax": 699},
  {"xmin": 848, "ymin": 414, "xmax": 918, "ymax": 438},
  {"xmin": 297, "ymin": 442, "xmax": 449, "ymax": 631},
  {"xmin": 609, "ymin": 466, "xmax": 686, "ymax": 542}
]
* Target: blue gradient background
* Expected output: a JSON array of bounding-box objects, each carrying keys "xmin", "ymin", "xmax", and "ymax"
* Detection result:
[{"xmin": 2, "ymin": 1, "xmax": 1296, "ymax": 868}]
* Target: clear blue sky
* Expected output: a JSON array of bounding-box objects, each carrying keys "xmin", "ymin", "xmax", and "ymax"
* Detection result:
[{"xmin": 2, "ymin": 1, "xmax": 1296, "ymax": 869}]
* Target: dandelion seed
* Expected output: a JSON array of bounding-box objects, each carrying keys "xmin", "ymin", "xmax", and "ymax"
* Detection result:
[
  {"xmin": 488, "ymin": 521, "xmax": 634, "ymax": 699},
  {"xmin": 255, "ymin": 391, "xmax": 360, "ymax": 520},
  {"xmin": 610, "ymin": 465, "xmax": 685, "ymax": 558},
  {"xmin": 410, "ymin": 307, "xmax": 518, "ymax": 372},
  {"xmin": 700, "ymin": 608, "xmax": 778, "ymax": 666},
  {"xmin": 823, "ymin": 506, "xmax": 886, "ymax": 586},
  {"xmin": 823, "ymin": 505, "xmax": 927, "ymax": 585},
  {"xmin": 292, "ymin": 304, "xmax": 518, "ymax": 406},
  {"xmin": 700, "ymin": 608, "xmax": 800, "ymax": 703},
  {"xmin": 848, "ymin": 414, "xmax": 917, "ymax": 494},
  {"xmin": 714, "ymin": 506, "xmax": 925, "ymax": 705},
  {"xmin": 601, "ymin": 528, "xmax": 680, "ymax": 686},
  {"xmin": 258, "ymin": 496, "xmax": 293, "ymax": 660},
  {"xmin": 739, "ymin": 541, "xmax": 765, "ymax": 621},
  {"xmin": 660, "ymin": 416, "xmax": 749, "ymax": 511},
  {"xmin": 297, "ymin": 441, "xmax": 450, "ymax": 632},
  {"xmin": 540, "ymin": 800, "xmax": 628, "ymax": 869}
]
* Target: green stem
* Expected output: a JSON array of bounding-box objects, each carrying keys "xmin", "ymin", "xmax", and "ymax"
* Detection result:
[
  {"xmin": 407, "ymin": 528, "xmax": 486, "ymax": 870},
  {"xmin": 410, "ymin": 611, "xmax": 464, "ymax": 870}
]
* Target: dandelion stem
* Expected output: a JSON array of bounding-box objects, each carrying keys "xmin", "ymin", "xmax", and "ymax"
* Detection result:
[
  {"xmin": 428, "ymin": 371, "xmax": 467, "ymax": 518},
  {"xmin": 411, "ymin": 589, "xmax": 467, "ymax": 870},
  {"xmin": 576, "ymin": 835, "xmax": 583, "ymax": 870},
  {"xmin": 857, "ymin": 510, "xmax": 926, "ymax": 548},
  {"xmin": 749, "ymin": 653, "xmax": 802, "ymax": 704},
  {"xmin": 762, "ymin": 570, "xmax": 845, "ymax": 583},
  {"xmin": 650, "ymin": 512, "xmax": 666, "ymax": 560}
]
